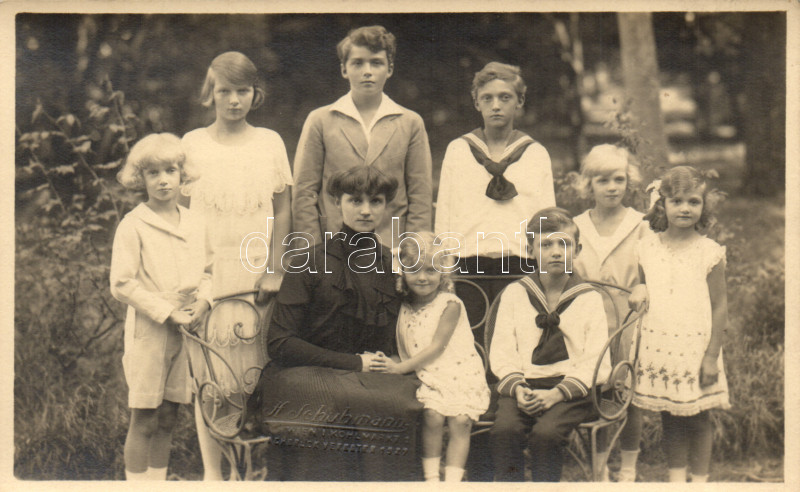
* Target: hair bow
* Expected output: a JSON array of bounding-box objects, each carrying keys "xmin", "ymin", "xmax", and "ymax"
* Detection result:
[{"xmin": 645, "ymin": 179, "xmax": 662, "ymax": 210}]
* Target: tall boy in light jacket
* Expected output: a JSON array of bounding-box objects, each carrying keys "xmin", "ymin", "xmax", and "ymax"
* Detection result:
[{"xmin": 292, "ymin": 25, "xmax": 433, "ymax": 248}]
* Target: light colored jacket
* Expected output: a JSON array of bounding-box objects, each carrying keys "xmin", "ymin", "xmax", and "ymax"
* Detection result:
[
  {"xmin": 292, "ymin": 93, "xmax": 433, "ymax": 246},
  {"xmin": 110, "ymin": 203, "xmax": 213, "ymax": 344},
  {"xmin": 574, "ymin": 207, "xmax": 652, "ymax": 332}
]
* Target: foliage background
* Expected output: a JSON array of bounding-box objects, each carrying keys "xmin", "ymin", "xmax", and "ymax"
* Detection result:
[{"xmin": 14, "ymin": 12, "xmax": 785, "ymax": 481}]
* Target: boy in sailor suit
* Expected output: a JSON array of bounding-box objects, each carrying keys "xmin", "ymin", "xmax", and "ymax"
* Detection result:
[{"xmin": 489, "ymin": 207, "xmax": 611, "ymax": 481}]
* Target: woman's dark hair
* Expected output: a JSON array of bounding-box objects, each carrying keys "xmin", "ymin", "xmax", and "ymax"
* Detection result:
[{"xmin": 327, "ymin": 166, "xmax": 399, "ymax": 202}]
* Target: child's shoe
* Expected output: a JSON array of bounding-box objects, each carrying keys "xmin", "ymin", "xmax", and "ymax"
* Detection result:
[
  {"xmin": 617, "ymin": 468, "xmax": 636, "ymax": 482},
  {"xmin": 444, "ymin": 466, "xmax": 465, "ymax": 482},
  {"xmin": 422, "ymin": 456, "xmax": 441, "ymax": 482},
  {"xmin": 617, "ymin": 448, "xmax": 639, "ymax": 482}
]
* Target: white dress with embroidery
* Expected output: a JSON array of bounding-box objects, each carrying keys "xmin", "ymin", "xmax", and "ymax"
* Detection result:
[
  {"xmin": 182, "ymin": 127, "xmax": 293, "ymax": 394},
  {"xmin": 396, "ymin": 292, "xmax": 490, "ymax": 421},
  {"xmin": 633, "ymin": 234, "xmax": 730, "ymax": 416}
]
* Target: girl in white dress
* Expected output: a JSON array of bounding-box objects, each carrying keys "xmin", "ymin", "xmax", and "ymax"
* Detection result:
[
  {"xmin": 181, "ymin": 52, "xmax": 293, "ymax": 480},
  {"xmin": 572, "ymin": 144, "xmax": 649, "ymax": 481},
  {"xmin": 629, "ymin": 166, "xmax": 729, "ymax": 483},
  {"xmin": 380, "ymin": 232, "xmax": 490, "ymax": 482}
]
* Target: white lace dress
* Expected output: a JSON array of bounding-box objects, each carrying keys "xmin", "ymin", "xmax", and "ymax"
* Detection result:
[
  {"xmin": 633, "ymin": 234, "xmax": 730, "ymax": 416},
  {"xmin": 182, "ymin": 126, "xmax": 293, "ymax": 394},
  {"xmin": 396, "ymin": 292, "xmax": 490, "ymax": 421}
]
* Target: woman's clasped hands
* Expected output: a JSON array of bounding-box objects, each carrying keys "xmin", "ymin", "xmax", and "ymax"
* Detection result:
[{"xmin": 359, "ymin": 351, "xmax": 403, "ymax": 373}]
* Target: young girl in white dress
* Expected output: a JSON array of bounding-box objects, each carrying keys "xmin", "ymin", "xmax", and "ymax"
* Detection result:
[
  {"xmin": 629, "ymin": 166, "xmax": 729, "ymax": 483},
  {"xmin": 181, "ymin": 51, "xmax": 293, "ymax": 480},
  {"xmin": 572, "ymin": 144, "xmax": 650, "ymax": 481},
  {"xmin": 379, "ymin": 232, "xmax": 490, "ymax": 482}
]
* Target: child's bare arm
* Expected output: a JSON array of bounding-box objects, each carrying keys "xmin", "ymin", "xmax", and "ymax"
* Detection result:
[
  {"xmin": 628, "ymin": 265, "xmax": 648, "ymax": 311},
  {"xmin": 256, "ymin": 188, "xmax": 291, "ymax": 304},
  {"xmin": 701, "ymin": 260, "xmax": 727, "ymax": 387},
  {"xmin": 384, "ymin": 301, "xmax": 460, "ymax": 374}
]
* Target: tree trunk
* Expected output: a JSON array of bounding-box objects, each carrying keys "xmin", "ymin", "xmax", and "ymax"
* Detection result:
[
  {"xmin": 617, "ymin": 13, "xmax": 669, "ymax": 178},
  {"xmin": 548, "ymin": 13, "xmax": 588, "ymax": 171},
  {"xmin": 739, "ymin": 13, "xmax": 785, "ymax": 197}
]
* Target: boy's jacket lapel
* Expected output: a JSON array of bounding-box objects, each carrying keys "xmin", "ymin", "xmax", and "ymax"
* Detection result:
[
  {"xmin": 339, "ymin": 121, "xmax": 368, "ymax": 161},
  {"xmin": 364, "ymin": 116, "xmax": 399, "ymax": 167}
]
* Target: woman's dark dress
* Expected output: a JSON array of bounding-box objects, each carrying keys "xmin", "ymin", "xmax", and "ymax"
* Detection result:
[{"xmin": 247, "ymin": 227, "xmax": 423, "ymax": 481}]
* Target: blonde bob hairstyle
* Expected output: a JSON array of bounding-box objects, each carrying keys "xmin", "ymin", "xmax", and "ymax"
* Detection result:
[
  {"xmin": 117, "ymin": 133, "xmax": 192, "ymax": 191},
  {"xmin": 574, "ymin": 144, "xmax": 642, "ymax": 200},
  {"xmin": 199, "ymin": 51, "xmax": 266, "ymax": 110},
  {"xmin": 395, "ymin": 231, "xmax": 457, "ymax": 299}
]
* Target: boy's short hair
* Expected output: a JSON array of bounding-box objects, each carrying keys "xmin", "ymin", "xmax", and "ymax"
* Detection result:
[
  {"xmin": 337, "ymin": 25, "xmax": 397, "ymax": 66},
  {"xmin": 526, "ymin": 207, "xmax": 580, "ymax": 246},
  {"xmin": 327, "ymin": 166, "xmax": 399, "ymax": 202},
  {"xmin": 575, "ymin": 144, "xmax": 642, "ymax": 199},
  {"xmin": 471, "ymin": 61, "xmax": 527, "ymax": 102},
  {"xmin": 199, "ymin": 51, "xmax": 266, "ymax": 110},
  {"xmin": 117, "ymin": 133, "xmax": 189, "ymax": 191}
]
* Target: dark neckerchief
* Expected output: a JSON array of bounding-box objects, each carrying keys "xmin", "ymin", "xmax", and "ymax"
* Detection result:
[
  {"xmin": 518, "ymin": 272, "xmax": 594, "ymax": 366},
  {"xmin": 461, "ymin": 128, "xmax": 536, "ymax": 201}
]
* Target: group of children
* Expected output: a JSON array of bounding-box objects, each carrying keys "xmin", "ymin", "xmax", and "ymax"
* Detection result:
[{"xmin": 109, "ymin": 24, "xmax": 730, "ymax": 482}]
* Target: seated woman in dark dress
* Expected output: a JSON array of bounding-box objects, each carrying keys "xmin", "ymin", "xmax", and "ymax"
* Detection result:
[{"xmin": 248, "ymin": 166, "xmax": 424, "ymax": 481}]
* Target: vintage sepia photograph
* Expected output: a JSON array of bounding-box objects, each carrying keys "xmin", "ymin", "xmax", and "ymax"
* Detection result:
[{"xmin": 8, "ymin": 0, "xmax": 794, "ymax": 487}]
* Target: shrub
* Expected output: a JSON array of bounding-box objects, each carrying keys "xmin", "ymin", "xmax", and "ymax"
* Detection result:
[{"xmin": 15, "ymin": 80, "xmax": 141, "ymax": 479}]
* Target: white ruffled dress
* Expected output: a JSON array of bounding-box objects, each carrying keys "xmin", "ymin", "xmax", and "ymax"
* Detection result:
[
  {"xmin": 396, "ymin": 292, "xmax": 490, "ymax": 421},
  {"xmin": 633, "ymin": 234, "xmax": 731, "ymax": 416},
  {"xmin": 182, "ymin": 127, "xmax": 293, "ymax": 393}
]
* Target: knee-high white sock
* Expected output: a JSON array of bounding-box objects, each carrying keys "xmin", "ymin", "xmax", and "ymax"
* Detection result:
[
  {"xmin": 595, "ymin": 450, "xmax": 610, "ymax": 481},
  {"xmin": 147, "ymin": 467, "xmax": 168, "ymax": 480},
  {"xmin": 125, "ymin": 469, "xmax": 148, "ymax": 480},
  {"xmin": 668, "ymin": 467, "xmax": 687, "ymax": 482},
  {"xmin": 620, "ymin": 448, "xmax": 640, "ymax": 470},
  {"xmin": 618, "ymin": 448, "xmax": 639, "ymax": 481},
  {"xmin": 195, "ymin": 400, "xmax": 223, "ymax": 481},
  {"xmin": 691, "ymin": 473, "xmax": 709, "ymax": 482},
  {"xmin": 444, "ymin": 466, "xmax": 464, "ymax": 482},
  {"xmin": 422, "ymin": 456, "xmax": 441, "ymax": 481}
]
